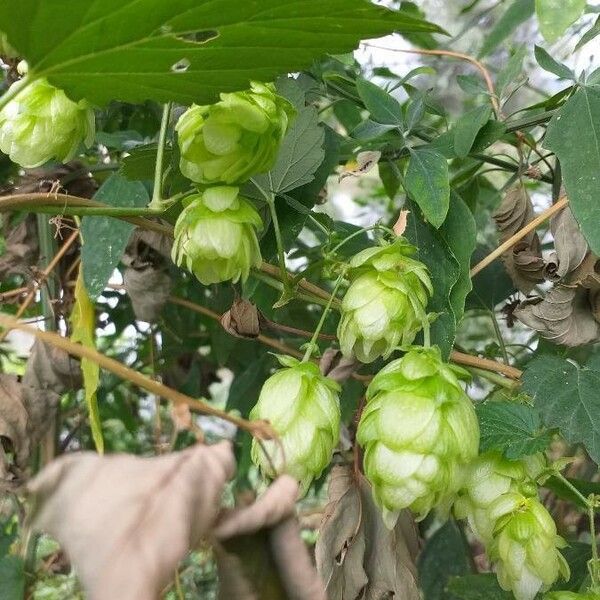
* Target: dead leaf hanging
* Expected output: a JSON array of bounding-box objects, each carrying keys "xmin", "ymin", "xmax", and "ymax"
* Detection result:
[
  {"xmin": 514, "ymin": 285, "xmax": 600, "ymax": 346},
  {"xmin": 26, "ymin": 442, "xmax": 236, "ymax": 600},
  {"xmin": 492, "ymin": 185, "xmax": 545, "ymax": 293},
  {"xmin": 221, "ymin": 298, "xmax": 261, "ymax": 339},
  {"xmin": 319, "ymin": 348, "xmax": 359, "ymax": 384},
  {"xmin": 315, "ymin": 464, "xmax": 420, "ymax": 600},
  {"xmin": 546, "ymin": 206, "xmax": 589, "ymax": 280}
]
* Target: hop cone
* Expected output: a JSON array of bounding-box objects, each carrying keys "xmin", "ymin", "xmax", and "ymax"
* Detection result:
[
  {"xmin": 250, "ymin": 356, "xmax": 340, "ymax": 494},
  {"xmin": 337, "ymin": 238, "xmax": 432, "ymax": 364},
  {"xmin": 489, "ymin": 493, "xmax": 569, "ymax": 600},
  {"xmin": 0, "ymin": 78, "xmax": 95, "ymax": 168},
  {"xmin": 176, "ymin": 81, "xmax": 294, "ymax": 184},
  {"xmin": 454, "ymin": 451, "xmax": 545, "ymax": 544},
  {"xmin": 171, "ymin": 186, "xmax": 262, "ymax": 285},
  {"xmin": 357, "ymin": 346, "xmax": 479, "ymax": 526}
]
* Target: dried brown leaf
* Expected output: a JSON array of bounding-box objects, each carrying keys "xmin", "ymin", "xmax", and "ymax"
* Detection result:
[
  {"xmin": 0, "ymin": 374, "xmax": 30, "ymax": 483},
  {"xmin": 393, "ymin": 210, "xmax": 410, "ymax": 237},
  {"xmin": 214, "ymin": 475, "xmax": 298, "ymax": 540},
  {"xmin": 319, "ymin": 349, "xmax": 359, "ymax": 384},
  {"xmin": 221, "ymin": 298, "xmax": 261, "ymax": 339},
  {"xmin": 493, "ymin": 186, "xmax": 545, "ymax": 294},
  {"xmin": 549, "ymin": 206, "xmax": 589, "ymax": 279},
  {"xmin": 123, "ymin": 266, "xmax": 171, "ymax": 322},
  {"xmin": 315, "ymin": 465, "xmax": 420, "ymax": 600},
  {"xmin": 0, "ymin": 215, "xmax": 38, "ymax": 279},
  {"xmin": 515, "ymin": 286, "xmax": 600, "ymax": 346},
  {"xmin": 566, "ymin": 252, "xmax": 600, "ymax": 289},
  {"xmin": 26, "ymin": 442, "xmax": 235, "ymax": 600}
]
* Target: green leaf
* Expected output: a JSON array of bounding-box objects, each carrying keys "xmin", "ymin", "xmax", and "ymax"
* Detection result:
[
  {"xmin": 551, "ymin": 542, "xmax": 593, "ymax": 592},
  {"xmin": 379, "ymin": 160, "xmax": 401, "ymax": 200},
  {"xmin": 405, "ymin": 148, "xmax": 450, "ymax": 228},
  {"xmin": 356, "ymin": 77, "xmax": 404, "ymax": 126},
  {"xmin": 418, "ymin": 520, "xmax": 471, "ymax": 600},
  {"xmin": 535, "ymin": 0, "xmax": 586, "ymax": 42},
  {"xmin": 0, "ymin": 556, "xmax": 24, "ymax": 600},
  {"xmin": 496, "ymin": 46, "xmax": 527, "ymax": 96},
  {"xmin": 477, "ymin": 401, "xmax": 552, "ymax": 459},
  {"xmin": 0, "ymin": 0, "xmax": 442, "ymax": 105},
  {"xmin": 466, "ymin": 247, "xmax": 515, "ymax": 310},
  {"xmin": 479, "ymin": 0, "xmax": 534, "ymax": 57},
  {"xmin": 522, "ymin": 354, "xmax": 600, "ymax": 463},
  {"xmin": 545, "ymin": 86, "xmax": 600, "ymax": 256},
  {"xmin": 453, "ymin": 105, "xmax": 492, "ymax": 158},
  {"xmin": 576, "ymin": 15, "xmax": 600, "ymax": 51},
  {"xmin": 81, "ymin": 173, "xmax": 149, "ymax": 301},
  {"xmin": 534, "ymin": 45, "xmax": 576, "ymax": 80},
  {"xmin": 447, "ymin": 574, "xmax": 511, "ymax": 600},
  {"xmin": 405, "ymin": 200, "xmax": 460, "ymax": 359},
  {"xmin": 252, "ymin": 83, "xmax": 325, "ymax": 196},
  {"xmin": 120, "ymin": 144, "xmax": 168, "ymax": 181},
  {"xmin": 226, "ymin": 356, "xmax": 271, "ymax": 418}
]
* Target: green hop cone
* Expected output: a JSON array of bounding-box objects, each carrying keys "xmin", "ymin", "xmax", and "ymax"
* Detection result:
[
  {"xmin": 357, "ymin": 346, "xmax": 479, "ymax": 526},
  {"xmin": 0, "ymin": 78, "xmax": 95, "ymax": 168},
  {"xmin": 250, "ymin": 356, "xmax": 341, "ymax": 494},
  {"xmin": 489, "ymin": 493, "xmax": 569, "ymax": 600},
  {"xmin": 337, "ymin": 238, "xmax": 432, "ymax": 364},
  {"xmin": 176, "ymin": 81, "xmax": 294, "ymax": 184},
  {"xmin": 454, "ymin": 451, "xmax": 545, "ymax": 544},
  {"xmin": 171, "ymin": 186, "xmax": 263, "ymax": 285}
]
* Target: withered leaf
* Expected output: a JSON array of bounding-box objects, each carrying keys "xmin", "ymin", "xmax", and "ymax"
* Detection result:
[
  {"xmin": 0, "ymin": 374, "xmax": 30, "ymax": 484},
  {"xmin": 566, "ymin": 251, "xmax": 600, "ymax": 290},
  {"xmin": 26, "ymin": 442, "xmax": 235, "ymax": 600},
  {"xmin": 315, "ymin": 465, "xmax": 420, "ymax": 600},
  {"xmin": 549, "ymin": 206, "xmax": 589, "ymax": 280},
  {"xmin": 123, "ymin": 266, "xmax": 171, "ymax": 322},
  {"xmin": 493, "ymin": 185, "xmax": 545, "ymax": 294},
  {"xmin": 515, "ymin": 285, "xmax": 600, "ymax": 346},
  {"xmin": 221, "ymin": 298, "xmax": 261, "ymax": 339},
  {"xmin": 0, "ymin": 215, "xmax": 38, "ymax": 279},
  {"xmin": 319, "ymin": 349, "xmax": 359, "ymax": 384}
]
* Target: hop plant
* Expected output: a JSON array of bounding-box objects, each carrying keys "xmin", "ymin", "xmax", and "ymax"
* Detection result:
[
  {"xmin": 489, "ymin": 493, "xmax": 569, "ymax": 600},
  {"xmin": 175, "ymin": 81, "xmax": 294, "ymax": 185},
  {"xmin": 357, "ymin": 346, "xmax": 479, "ymax": 526},
  {"xmin": 454, "ymin": 451, "xmax": 545, "ymax": 544},
  {"xmin": 0, "ymin": 78, "xmax": 95, "ymax": 168},
  {"xmin": 250, "ymin": 356, "xmax": 340, "ymax": 494},
  {"xmin": 337, "ymin": 238, "xmax": 432, "ymax": 364},
  {"xmin": 171, "ymin": 186, "xmax": 263, "ymax": 285}
]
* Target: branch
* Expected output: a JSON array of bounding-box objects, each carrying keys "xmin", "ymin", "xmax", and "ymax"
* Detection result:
[
  {"xmin": 450, "ymin": 350, "xmax": 522, "ymax": 380},
  {"xmin": 0, "ymin": 315, "xmax": 275, "ymax": 440},
  {"xmin": 470, "ymin": 196, "xmax": 569, "ymax": 277}
]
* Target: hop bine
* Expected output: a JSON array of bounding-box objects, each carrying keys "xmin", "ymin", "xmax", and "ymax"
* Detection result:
[
  {"xmin": 0, "ymin": 77, "xmax": 95, "ymax": 168},
  {"xmin": 250, "ymin": 356, "xmax": 340, "ymax": 495},
  {"xmin": 171, "ymin": 186, "xmax": 263, "ymax": 285},
  {"xmin": 337, "ymin": 238, "xmax": 432, "ymax": 364},
  {"xmin": 357, "ymin": 346, "xmax": 479, "ymax": 527},
  {"xmin": 176, "ymin": 81, "xmax": 294, "ymax": 185}
]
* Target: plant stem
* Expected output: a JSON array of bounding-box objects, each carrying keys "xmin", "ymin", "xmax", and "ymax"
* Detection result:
[
  {"xmin": 0, "ymin": 74, "xmax": 30, "ymax": 113},
  {"xmin": 266, "ymin": 193, "xmax": 292, "ymax": 294},
  {"xmin": 149, "ymin": 102, "xmax": 172, "ymax": 210},
  {"xmin": 490, "ymin": 310, "xmax": 509, "ymax": 364},
  {"xmin": 465, "ymin": 366, "xmax": 519, "ymax": 390},
  {"xmin": 302, "ymin": 271, "xmax": 345, "ymax": 362},
  {"xmin": 330, "ymin": 224, "xmax": 393, "ymax": 255},
  {"xmin": 450, "ymin": 350, "xmax": 522, "ymax": 380}
]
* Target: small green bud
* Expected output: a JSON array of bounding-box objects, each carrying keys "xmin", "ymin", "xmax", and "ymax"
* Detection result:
[
  {"xmin": 489, "ymin": 493, "xmax": 569, "ymax": 600},
  {"xmin": 454, "ymin": 451, "xmax": 545, "ymax": 544},
  {"xmin": 0, "ymin": 78, "xmax": 95, "ymax": 168},
  {"xmin": 175, "ymin": 81, "xmax": 294, "ymax": 185},
  {"xmin": 250, "ymin": 356, "xmax": 341, "ymax": 494},
  {"xmin": 357, "ymin": 346, "xmax": 479, "ymax": 526},
  {"xmin": 171, "ymin": 186, "xmax": 263, "ymax": 285},
  {"xmin": 337, "ymin": 238, "xmax": 432, "ymax": 363}
]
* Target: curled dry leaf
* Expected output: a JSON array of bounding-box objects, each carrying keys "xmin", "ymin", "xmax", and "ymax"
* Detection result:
[
  {"xmin": 0, "ymin": 374, "xmax": 30, "ymax": 484},
  {"xmin": 546, "ymin": 206, "xmax": 589, "ymax": 280},
  {"xmin": 319, "ymin": 348, "xmax": 359, "ymax": 384},
  {"xmin": 565, "ymin": 251, "xmax": 600, "ymax": 289},
  {"xmin": 122, "ymin": 229, "xmax": 172, "ymax": 322},
  {"xmin": 221, "ymin": 298, "xmax": 261, "ymax": 339},
  {"xmin": 26, "ymin": 442, "xmax": 235, "ymax": 600},
  {"xmin": 0, "ymin": 214, "xmax": 38, "ymax": 280},
  {"xmin": 216, "ymin": 475, "xmax": 326, "ymax": 600},
  {"xmin": 493, "ymin": 185, "xmax": 545, "ymax": 293},
  {"xmin": 515, "ymin": 285, "xmax": 600, "ymax": 346},
  {"xmin": 339, "ymin": 151, "xmax": 382, "ymax": 182},
  {"xmin": 393, "ymin": 210, "xmax": 410, "ymax": 237},
  {"xmin": 315, "ymin": 464, "xmax": 420, "ymax": 600}
]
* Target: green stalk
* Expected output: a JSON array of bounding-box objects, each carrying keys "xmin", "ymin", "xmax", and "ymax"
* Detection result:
[
  {"xmin": 330, "ymin": 224, "xmax": 394, "ymax": 255},
  {"xmin": 266, "ymin": 193, "xmax": 291, "ymax": 294},
  {"xmin": 465, "ymin": 366, "xmax": 519, "ymax": 390},
  {"xmin": 149, "ymin": 102, "xmax": 172, "ymax": 210},
  {"xmin": 302, "ymin": 271, "xmax": 346, "ymax": 362},
  {"xmin": 22, "ymin": 205, "xmax": 165, "ymax": 218}
]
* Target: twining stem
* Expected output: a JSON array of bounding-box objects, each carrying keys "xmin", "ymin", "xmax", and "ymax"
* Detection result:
[
  {"xmin": 0, "ymin": 315, "xmax": 275, "ymax": 440},
  {"xmin": 464, "ymin": 366, "xmax": 519, "ymax": 390},
  {"xmin": 329, "ymin": 224, "xmax": 393, "ymax": 255},
  {"xmin": 150, "ymin": 102, "xmax": 172, "ymax": 210},
  {"xmin": 450, "ymin": 350, "xmax": 522, "ymax": 380},
  {"xmin": 490, "ymin": 310, "xmax": 509, "ymax": 365},
  {"xmin": 302, "ymin": 271, "xmax": 346, "ymax": 362},
  {"xmin": 470, "ymin": 196, "xmax": 569, "ymax": 277},
  {"xmin": 266, "ymin": 192, "xmax": 292, "ymax": 294}
]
